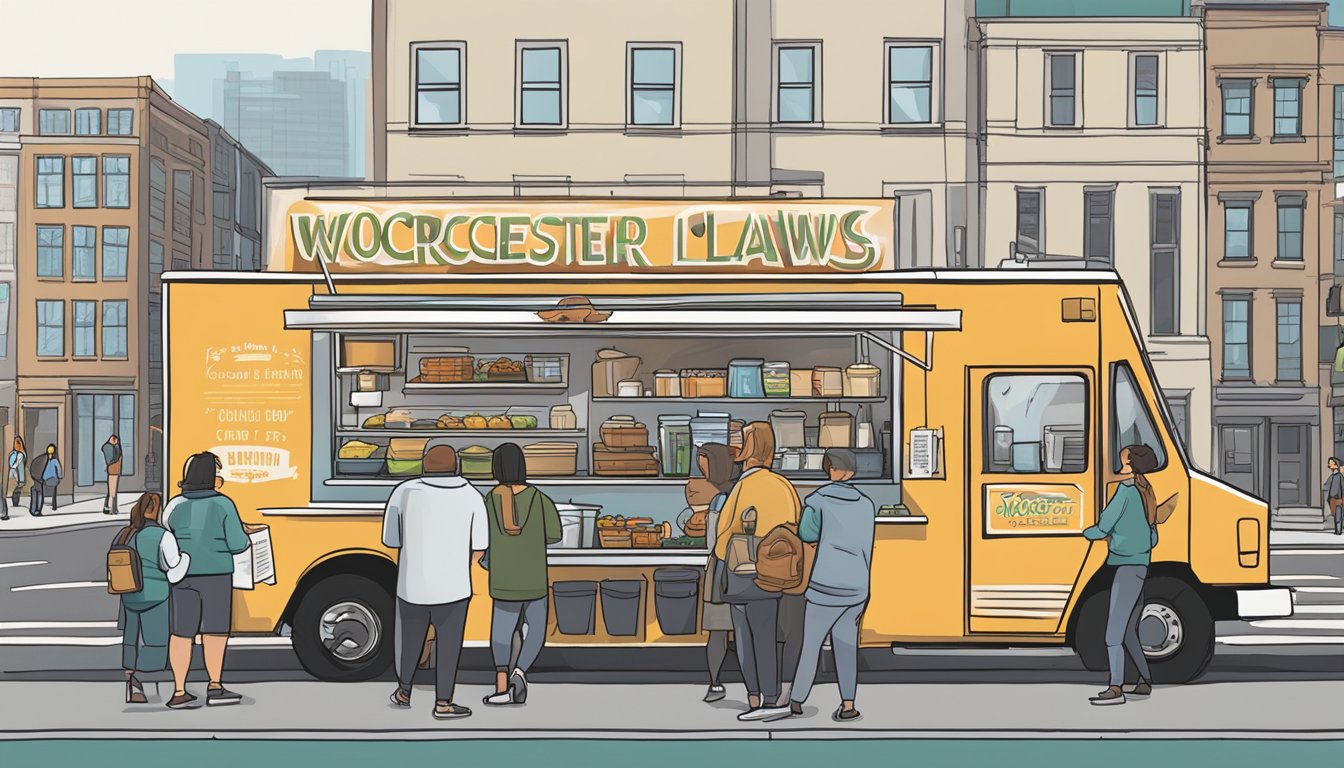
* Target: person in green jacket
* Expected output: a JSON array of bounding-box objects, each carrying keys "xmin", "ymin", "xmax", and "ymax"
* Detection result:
[
  {"xmin": 118, "ymin": 493, "xmax": 190, "ymax": 704},
  {"xmin": 482, "ymin": 442, "xmax": 561, "ymax": 706},
  {"xmin": 1083, "ymin": 444, "xmax": 1161, "ymax": 706}
]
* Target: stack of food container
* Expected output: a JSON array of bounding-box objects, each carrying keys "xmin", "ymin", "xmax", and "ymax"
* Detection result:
[{"xmin": 592, "ymin": 416, "xmax": 659, "ymax": 476}]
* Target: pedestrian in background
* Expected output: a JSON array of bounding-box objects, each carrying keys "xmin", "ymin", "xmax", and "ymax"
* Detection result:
[
  {"xmin": 1325, "ymin": 457, "xmax": 1343, "ymax": 536},
  {"xmin": 482, "ymin": 442, "xmax": 562, "ymax": 706},
  {"xmin": 117, "ymin": 492, "xmax": 190, "ymax": 704},
  {"xmin": 3, "ymin": 437, "xmax": 23, "ymax": 521},
  {"xmin": 102, "ymin": 434, "xmax": 123, "ymax": 515},
  {"xmin": 383, "ymin": 445, "xmax": 485, "ymax": 720},
  {"xmin": 1084, "ymin": 444, "xmax": 1161, "ymax": 706},
  {"xmin": 688, "ymin": 442, "xmax": 737, "ymax": 703},
  {"xmin": 32, "ymin": 444, "xmax": 61, "ymax": 515}
]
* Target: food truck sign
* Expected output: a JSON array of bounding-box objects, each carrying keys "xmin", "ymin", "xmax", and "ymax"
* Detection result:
[
  {"xmin": 985, "ymin": 484, "xmax": 1087, "ymax": 536},
  {"xmin": 280, "ymin": 199, "xmax": 896, "ymax": 274}
]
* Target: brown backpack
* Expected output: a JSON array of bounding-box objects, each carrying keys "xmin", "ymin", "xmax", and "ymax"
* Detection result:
[
  {"xmin": 107, "ymin": 526, "xmax": 143, "ymax": 595},
  {"xmin": 753, "ymin": 522, "xmax": 814, "ymax": 594}
]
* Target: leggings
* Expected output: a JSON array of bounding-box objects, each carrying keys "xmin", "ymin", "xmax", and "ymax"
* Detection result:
[
  {"xmin": 706, "ymin": 629, "xmax": 729, "ymax": 684},
  {"xmin": 490, "ymin": 597, "xmax": 548, "ymax": 673},
  {"xmin": 1106, "ymin": 565, "xmax": 1153, "ymax": 688},
  {"xmin": 730, "ymin": 599, "xmax": 780, "ymax": 702},
  {"xmin": 790, "ymin": 601, "xmax": 865, "ymax": 704}
]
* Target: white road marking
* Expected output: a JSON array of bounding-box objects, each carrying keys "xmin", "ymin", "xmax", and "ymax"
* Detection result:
[
  {"xmin": 1272, "ymin": 549, "xmax": 1344, "ymax": 556},
  {"xmin": 1273, "ymin": 575, "xmax": 1341, "ymax": 582},
  {"xmin": 9, "ymin": 581, "xmax": 106, "ymax": 592},
  {"xmin": 0, "ymin": 635, "xmax": 293, "ymax": 647},
  {"xmin": 1217, "ymin": 634, "xmax": 1344, "ymax": 645},
  {"xmin": 1248, "ymin": 619, "xmax": 1344, "ymax": 631},
  {"xmin": 0, "ymin": 621, "xmax": 117, "ymax": 631},
  {"xmin": 0, "ymin": 561, "xmax": 48, "ymax": 570}
]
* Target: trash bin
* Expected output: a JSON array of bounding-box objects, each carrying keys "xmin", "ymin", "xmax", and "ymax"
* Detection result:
[
  {"xmin": 599, "ymin": 579, "xmax": 643, "ymax": 637},
  {"xmin": 552, "ymin": 580, "xmax": 598, "ymax": 635},
  {"xmin": 653, "ymin": 568, "xmax": 701, "ymax": 635}
]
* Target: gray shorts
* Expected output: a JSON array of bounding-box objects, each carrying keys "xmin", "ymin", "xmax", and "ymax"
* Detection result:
[{"xmin": 170, "ymin": 574, "xmax": 234, "ymax": 637}]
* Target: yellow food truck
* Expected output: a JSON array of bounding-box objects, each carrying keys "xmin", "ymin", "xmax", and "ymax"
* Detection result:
[{"xmin": 162, "ymin": 196, "xmax": 1290, "ymax": 684}]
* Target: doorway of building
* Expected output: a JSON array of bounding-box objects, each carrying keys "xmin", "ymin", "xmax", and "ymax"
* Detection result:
[
  {"xmin": 22, "ymin": 406, "xmax": 60, "ymax": 501},
  {"xmin": 1272, "ymin": 424, "xmax": 1308, "ymax": 509},
  {"xmin": 1220, "ymin": 424, "xmax": 1260, "ymax": 498},
  {"xmin": 74, "ymin": 393, "xmax": 135, "ymax": 488}
]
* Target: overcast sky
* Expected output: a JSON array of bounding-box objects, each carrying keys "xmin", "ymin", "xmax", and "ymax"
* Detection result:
[{"xmin": 0, "ymin": 0, "xmax": 370, "ymax": 81}]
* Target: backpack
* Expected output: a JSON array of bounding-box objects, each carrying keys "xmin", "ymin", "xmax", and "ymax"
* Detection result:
[
  {"xmin": 107, "ymin": 526, "xmax": 144, "ymax": 595},
  {"xmin": 29, "ymin": 455, "xmax": 46, "ymax": 484},
  {"xmin": 753, "ymin": 522, "xmax": 814, "ymax": 594}
]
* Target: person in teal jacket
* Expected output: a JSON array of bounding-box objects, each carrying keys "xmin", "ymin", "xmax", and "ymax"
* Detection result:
[
  {"xmin": 1084, "ymin": 444, "xmax": 1161, "ymax": 706},
  {"xmin": 118, "ymin": 493, "xmax": 190, "ymax": 704}
]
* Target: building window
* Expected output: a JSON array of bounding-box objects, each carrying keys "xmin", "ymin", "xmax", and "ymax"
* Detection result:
[
  {"xmin": 103, "ymin": 155, "xmax": 130, "ymax": 208},
  {"xmin": 76, "ymin": 393, "xmax": 134, "ymax": 483},
  {"xmin": 1222, "ymin": 296, "xmax": 1251, "ymax": 379},
  {"xmin": 36, "ymin": 300, "xmax": 64, "ymax": 356},
  {"xmin": 516, "ymin": 42, "xmax": 566, "ymax": 127},
  {"xmin": 1277, "ymin": 299, "xmax": 1302, "ymax": 382},
  {"xmin": 107, "ymin": 108, "xmax": 133, "ymax": 136},
  {"xmin": 885, "ymin": 43, "xmax": 934, "ymax": 124},
  {"xmin": 1273, "ymin": 78, "xmax": 1303, "ymax": 138},
  {"xmin": 118, "ymin": 394, "xmax": 135, "ymax": 475},
  {"xmin": 149, "ymin": 160, "xmax": 166, "ymax": 237},
  {"xmin": 1276, "ymin": 196, "xmax": 1305, "ymax": 262},
  {"xmin": 1162, "ymin": 391, "xmax": 1190, "ymax": 453},
  {"xmin": 103, "ymin": 226, "xmax": 128, "ymax": 280},
  {"xmin": 0, "ymin": 283, "xmax": 9, "ymax": 357},
  {"xmin": 413, "ymin": 43, "xmax": 465, "ymax": 126},
  {"xmin": 0, "ymin": 108, "xmax": 18, "ymax": 133},
  {"xmin": 1150, "ymin": 190, "xmax": 1180, "ymax": 335},
  {"xmin": 1132, "ymin": 53, "xmax": 1160, "ymax": 126},
  {"xmin": 36, "ymin": 225, "xmax": 63, "ymax": 278},
  {"xmin": 775, "ymin": 43, "xmax": 819, "ymax": 124},
  {"xmin": 628, "ymin": 45, "xmax": 679, "ymax": 127},
  {"xmin": 1046, "ymin": 52, "xmax": 1078, "ymax": 127},
  {"xmin": 74, "ymin": 108, "xmax": 101, "ymax": 136},
  {"xmin": 1084, "ymin": 188, "xmax": 1113, "ymax": 264},
  {"xmin": 984, "ymin": 373, "xmax": 1089, "ymax": 474},
  {"xmin": 102, "ymin": 300, "xmax": 128, "ymax": 359},
  {"xmin": 1335, "ymin": 87, "xmax": 1344, "ymax": 178},
  {"xmin": 72, "ymin": 156, "xmax": 97, "ymax": 208},
  {"xmin": 72, "ymin": 225, "xmax": 96, "ymax": 281},
  {"xmin": 1336, "ymin": 211, "xmax": 1344, "ymax": 267},
  {"xmin": 38, "ymin": 109, "xmax": 70, "ymax": 135},
  {"xmin": 73, "ymin": 300, "xmax": 96, "ymax": 357},
  {"xmin": 36, "ymin": 156, "xmax": 64, "ymax": 208},
  {"xmin": 1224, "ymin": 201, "xmax": 1253, "ymax": 260},
  {"xmin": 149, "ymin": 241, "xmax": 164, "ymax": 276},
  {"xmin": 1015, "ymin": 188, "xmax": 1043, "ymax": 256},
  {"xmin": 1221, "ymin": 79, "xmax": 1253, "ymax": 137}
]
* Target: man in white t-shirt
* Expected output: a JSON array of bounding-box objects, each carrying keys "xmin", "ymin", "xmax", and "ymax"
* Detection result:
[{"xmin": 382, "ymin": 445, "xmax": 487, "ymax": 720}]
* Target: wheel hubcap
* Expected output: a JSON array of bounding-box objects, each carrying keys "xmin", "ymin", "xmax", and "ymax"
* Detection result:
[
  {"xmin": 1138, "ymin": 602, "xmax": 1183, "ymax": 659},
  {"xmin": 319, "ymin": 601, "xmax": 381, "ymax": 663}
]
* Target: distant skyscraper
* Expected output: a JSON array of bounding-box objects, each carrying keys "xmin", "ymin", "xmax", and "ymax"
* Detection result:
[{"xmin": 169, "ymin": 51, "xmax": 368, "ymax": 178}]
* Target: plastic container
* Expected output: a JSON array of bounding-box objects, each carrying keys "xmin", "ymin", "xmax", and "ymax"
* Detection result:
[
  {"xmin": 728, "ymin": 359, "xmax": 766, "ymax": 398},
  {"xmin": 843, "ymin": 364, "xmax": 881, "ymax": 397},
  {"xmin": 819, "ymin": 411, "xmax": 854, "ymax": 448},
  {"xmin": 690, "ymin": 412, "xmax": 731, "ymax": 454},
  {"xmin": 654, "ymin": 370, "xmax": 681, "ymax": 397},
  {"xmin": 652, "ymin": 568, "xmax": 701, "ymax": 635},
  {"xmin": 523, "ymin": 442, "xmax": 579, "ymax": 476},
  {"xmin": 550, "ymin": 514, "xmax": 583, "ymax": 549},
  {"xmin": 680, "ymin": 369, "xmax": 727, "ymax": 398},
  {"xmin": 525, "ymin": 355, "xmax": 565, "ymax": 383},
  {"xmin": 763, "ymin": 362, "xmax": 791, "ymax": 398},
  {"xmin": 658, "ymin": 415, "xmax": 693, "ymax": 477},
  {"xmin": 550, "ymin": 405, "xmax": 577, "ymax": 430},
  {"xmin": 553, "ymin": 580, "xmax": 598, "ymax": 634},
  {"xmin": 600, "ymin": 580, "xmax": 643, "ymax": 637},
  {"xmin": 812, "ymin": 367, "xmax": 844, "ymax": 397},
  {"xmin": 790, "ymin": 369, "xmax": 813, "ymax": 397},
  {"xmin": 770, "ymin": 410, "xmax": 807, "ymax": 449},
  {"xmin": 459, "ymin": 446, "xmax": 494, "ymax": 478},
  {"xmin": 617, "ymin": 380, "xmax": 643, "ymax": 397}
]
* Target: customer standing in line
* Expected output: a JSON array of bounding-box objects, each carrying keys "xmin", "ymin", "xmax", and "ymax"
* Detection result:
[
  {"xmin": 688, "ymin": 442, "xmax": 738, "ymax": 703},
  {"xmin": 3, "ymin": 437, "xmax": 23, "ymax": 520},
  {"xmin": 117, "ymin": 492, "xmax": 190, "ymax": 704},
  {"xmin": 383, "ymin": 445, "xmax": 485, "ymax": 720},
  {"xmin": 482, "ymin": 442, "xmax": 562, "ymax": 706},
  {"xmin": 1084, "ymin": 444, "xmax": 1161, "ymax": 706},
  {"xmin": 102, "ymin": 434, "xmax": 123, "ymax": 515},
  {"xmin": 713, "ymin": 421, "xmax": 801, "ymax": 722}
]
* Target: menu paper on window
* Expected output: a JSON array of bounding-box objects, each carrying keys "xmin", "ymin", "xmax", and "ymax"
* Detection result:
[
  {"xmin": 232, "ymin": 523, "xmax": 277, "ymax": 590},
  {"xmin": 908, "ymin": 427, "xmax": 942, "ymax": 478}
]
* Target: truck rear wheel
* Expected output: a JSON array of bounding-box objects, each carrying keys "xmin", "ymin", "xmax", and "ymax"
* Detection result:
[
  {"xmin": 1071, "ymin": 575, "xmax": 1214, "ymax": 684},
  {"xmin": 291, "ymin": 574, "xmax": 394, "ymax": 682}
]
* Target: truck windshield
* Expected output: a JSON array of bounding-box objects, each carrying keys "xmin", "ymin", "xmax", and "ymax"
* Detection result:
[{"xmin": 1111, "ymin": 361, "xmax": 1168, "ymax": 473}]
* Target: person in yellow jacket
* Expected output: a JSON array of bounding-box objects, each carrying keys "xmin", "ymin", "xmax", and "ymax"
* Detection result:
[{"xmin": 714, "ymin": 421, "xmax": 801, "ymax": 722}]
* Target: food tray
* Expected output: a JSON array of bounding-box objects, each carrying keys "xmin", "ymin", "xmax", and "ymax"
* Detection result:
[
  {"xmin": 598, "ymin": 528, "xmax": 633, "ymax": 548},
  {"xmin": 335, "ymin": 458, "xmax": 385, "ymax": 475}
]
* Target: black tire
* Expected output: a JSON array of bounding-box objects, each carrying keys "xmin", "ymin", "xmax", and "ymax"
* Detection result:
[
  {"xmin": 291, "ymin": 573, "xmax": 394, "ymax": 682},
  {"xmin": 1070, "ymin": 575, "xmax": 1214, "ymax": 684}
]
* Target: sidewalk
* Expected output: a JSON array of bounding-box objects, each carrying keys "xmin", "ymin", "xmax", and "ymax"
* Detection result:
[
  {"xmin": 0, "ymin": 492, "xmax": 141, "ymax": 533},
  {"xmin": 1, "ymin": 679, "xmax": 1341, "ymax": 740}
]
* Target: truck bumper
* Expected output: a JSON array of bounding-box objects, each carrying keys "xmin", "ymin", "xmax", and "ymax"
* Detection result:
[{"xmin": 1235, "ymin": 586, "xmax": 1293, "ymax": 619}]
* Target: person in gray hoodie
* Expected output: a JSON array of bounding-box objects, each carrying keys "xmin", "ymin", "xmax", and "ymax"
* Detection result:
[{"xmin": 779, "ymin": 448, "xmax": 875, "ymax": 722}]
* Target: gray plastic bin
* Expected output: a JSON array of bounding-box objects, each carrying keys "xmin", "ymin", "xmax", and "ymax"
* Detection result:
[
  {"xmin": 552, "ymin": 580, "xmax": 598, "ymax": 635},
  {"xmin": 599, "ymin": 579, "xmax": 643, "ymax": 637},
  {"xmin": 653, "ymin": 568, "xmax": 701, "ymax": 635}
]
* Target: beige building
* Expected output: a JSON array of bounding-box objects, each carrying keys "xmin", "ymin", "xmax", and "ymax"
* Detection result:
[
  {"xmin": 369, "ymin": 0, "xmax": 980, "ymax": 267},
  {"xmin": 975, "ymin": 17, "xmax": 1213, "ymax": 468}
]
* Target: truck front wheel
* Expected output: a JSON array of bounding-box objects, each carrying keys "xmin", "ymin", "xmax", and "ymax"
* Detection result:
[
  {"xmin": 291, "ymin": 574, "xmax": 394, "ymax": 682},
  {"xmin": 1071, "ymin": 575, "xmax": 1214, "ymax": 684}
]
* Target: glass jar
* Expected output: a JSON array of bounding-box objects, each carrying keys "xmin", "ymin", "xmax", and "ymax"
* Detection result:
[
  {"xmin": 658, "ymin": 415, "xmax": 693, "ymax": 477},
  {"xmin": 728, "ymin": 358, "xmax": 765, "ymax": 398},
  {"xmin": 763, "ymin": 362, "xmax": 791, "ymax": 398}
]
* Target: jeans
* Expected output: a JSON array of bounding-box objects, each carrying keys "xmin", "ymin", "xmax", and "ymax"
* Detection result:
[
  {"xmin": 490, "ymin": 598, "xmax": 548, "ymax": 673},
  {"xmin": 29, "ymin": 485, "xmax": 44, "ymax": 516},
  {"xmin": 395, "ymin": 597, "xmax": 470, "ymax": 703},
  {"xmin": 790, "ymin": 601, "xmax": 865, "ymax": 704},
  {"xmin": 730, "ymin": 599, "xmax": 780, "ymax": 702},
  {"xmin": 121, "ymin": 600, "xmax": 170, "ymax": 673},
  {"xmin": 1106, "ymin": 565, "xmax": 1152, "ymax": 688},
  {"xmin": 777, "ymin": 593, "xmax": 806, "ymax": 686}
]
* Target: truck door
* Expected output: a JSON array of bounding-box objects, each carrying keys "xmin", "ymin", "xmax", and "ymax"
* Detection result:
[{"xmin": 967, "ymin": 367, "xmax": 1097, "ymax": 635}]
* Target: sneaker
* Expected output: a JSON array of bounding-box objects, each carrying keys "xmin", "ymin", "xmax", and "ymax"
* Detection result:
[
  {"xmin": 1089, "ymin": 686, "xmax": 1126, "ymax": 706},
  {"xmin": 509, "ymin": 668, "xmax": 528, "ymax": 704},
  {"xmin": 790, "ymin": 701, "xmax": 803, "ymax": 716},
  {"xmin": 738, "ymin": 704, "xmax": 792, "ymax": 722},
  {"xmin": 832, "ymin": 706, "xmax": 861, "ymax": 722},
  {"xmin": 206, "ymin": 686, "xmax": 242, "ymax": 706},
  {"xmin": 166, "ymin": 691, "xmax": 199, "ymax": 710},
  {"xmin": 482, "ymin": 690, "xmax": 514, "ymax": 706},
  {"xmin": 703, "ymin": 684, "xmax": 727, "ymax": 703},
  {"xmin": 432, "ymin": 702, "xmax": 472, "ymax": 720},
  {"xmin": 389, "ymin": 688, "xmax": 411, "ymax": 708},
  {"xmin": 1123, "ymin": 681, "xmax": 1152, "ymax": 697}
]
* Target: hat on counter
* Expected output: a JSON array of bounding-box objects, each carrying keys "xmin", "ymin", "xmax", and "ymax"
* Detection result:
[
  {"xmin": 179, "ymin": 451, "xmax": 223, "ymax": 491},
  {"xmin": 537, "ymin": 296, "xmax": 611, "ymax": 323}
]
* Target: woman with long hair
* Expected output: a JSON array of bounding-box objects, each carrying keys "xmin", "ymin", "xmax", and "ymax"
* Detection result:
[
  {"xmin": 6, "ymin": 436, "xmax": 25, "ymax": 514},
  {"xmin": 117, "ymin": 492, "xmax": 190, "ymax": 703},
  {"xmin": 687, "ymin": 443, "xmax": 738, "ymax": 703},
  {"xmin": 1083, "ymin": 444, "xmax": 1161, "ymax": 706},
  {"xmin": 482, "ymin": 442, "xmax": 562, "ymax": 706},
  {"xmin": 713, "ymin": 422, "xmax": 802, "ymax": 721}
]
